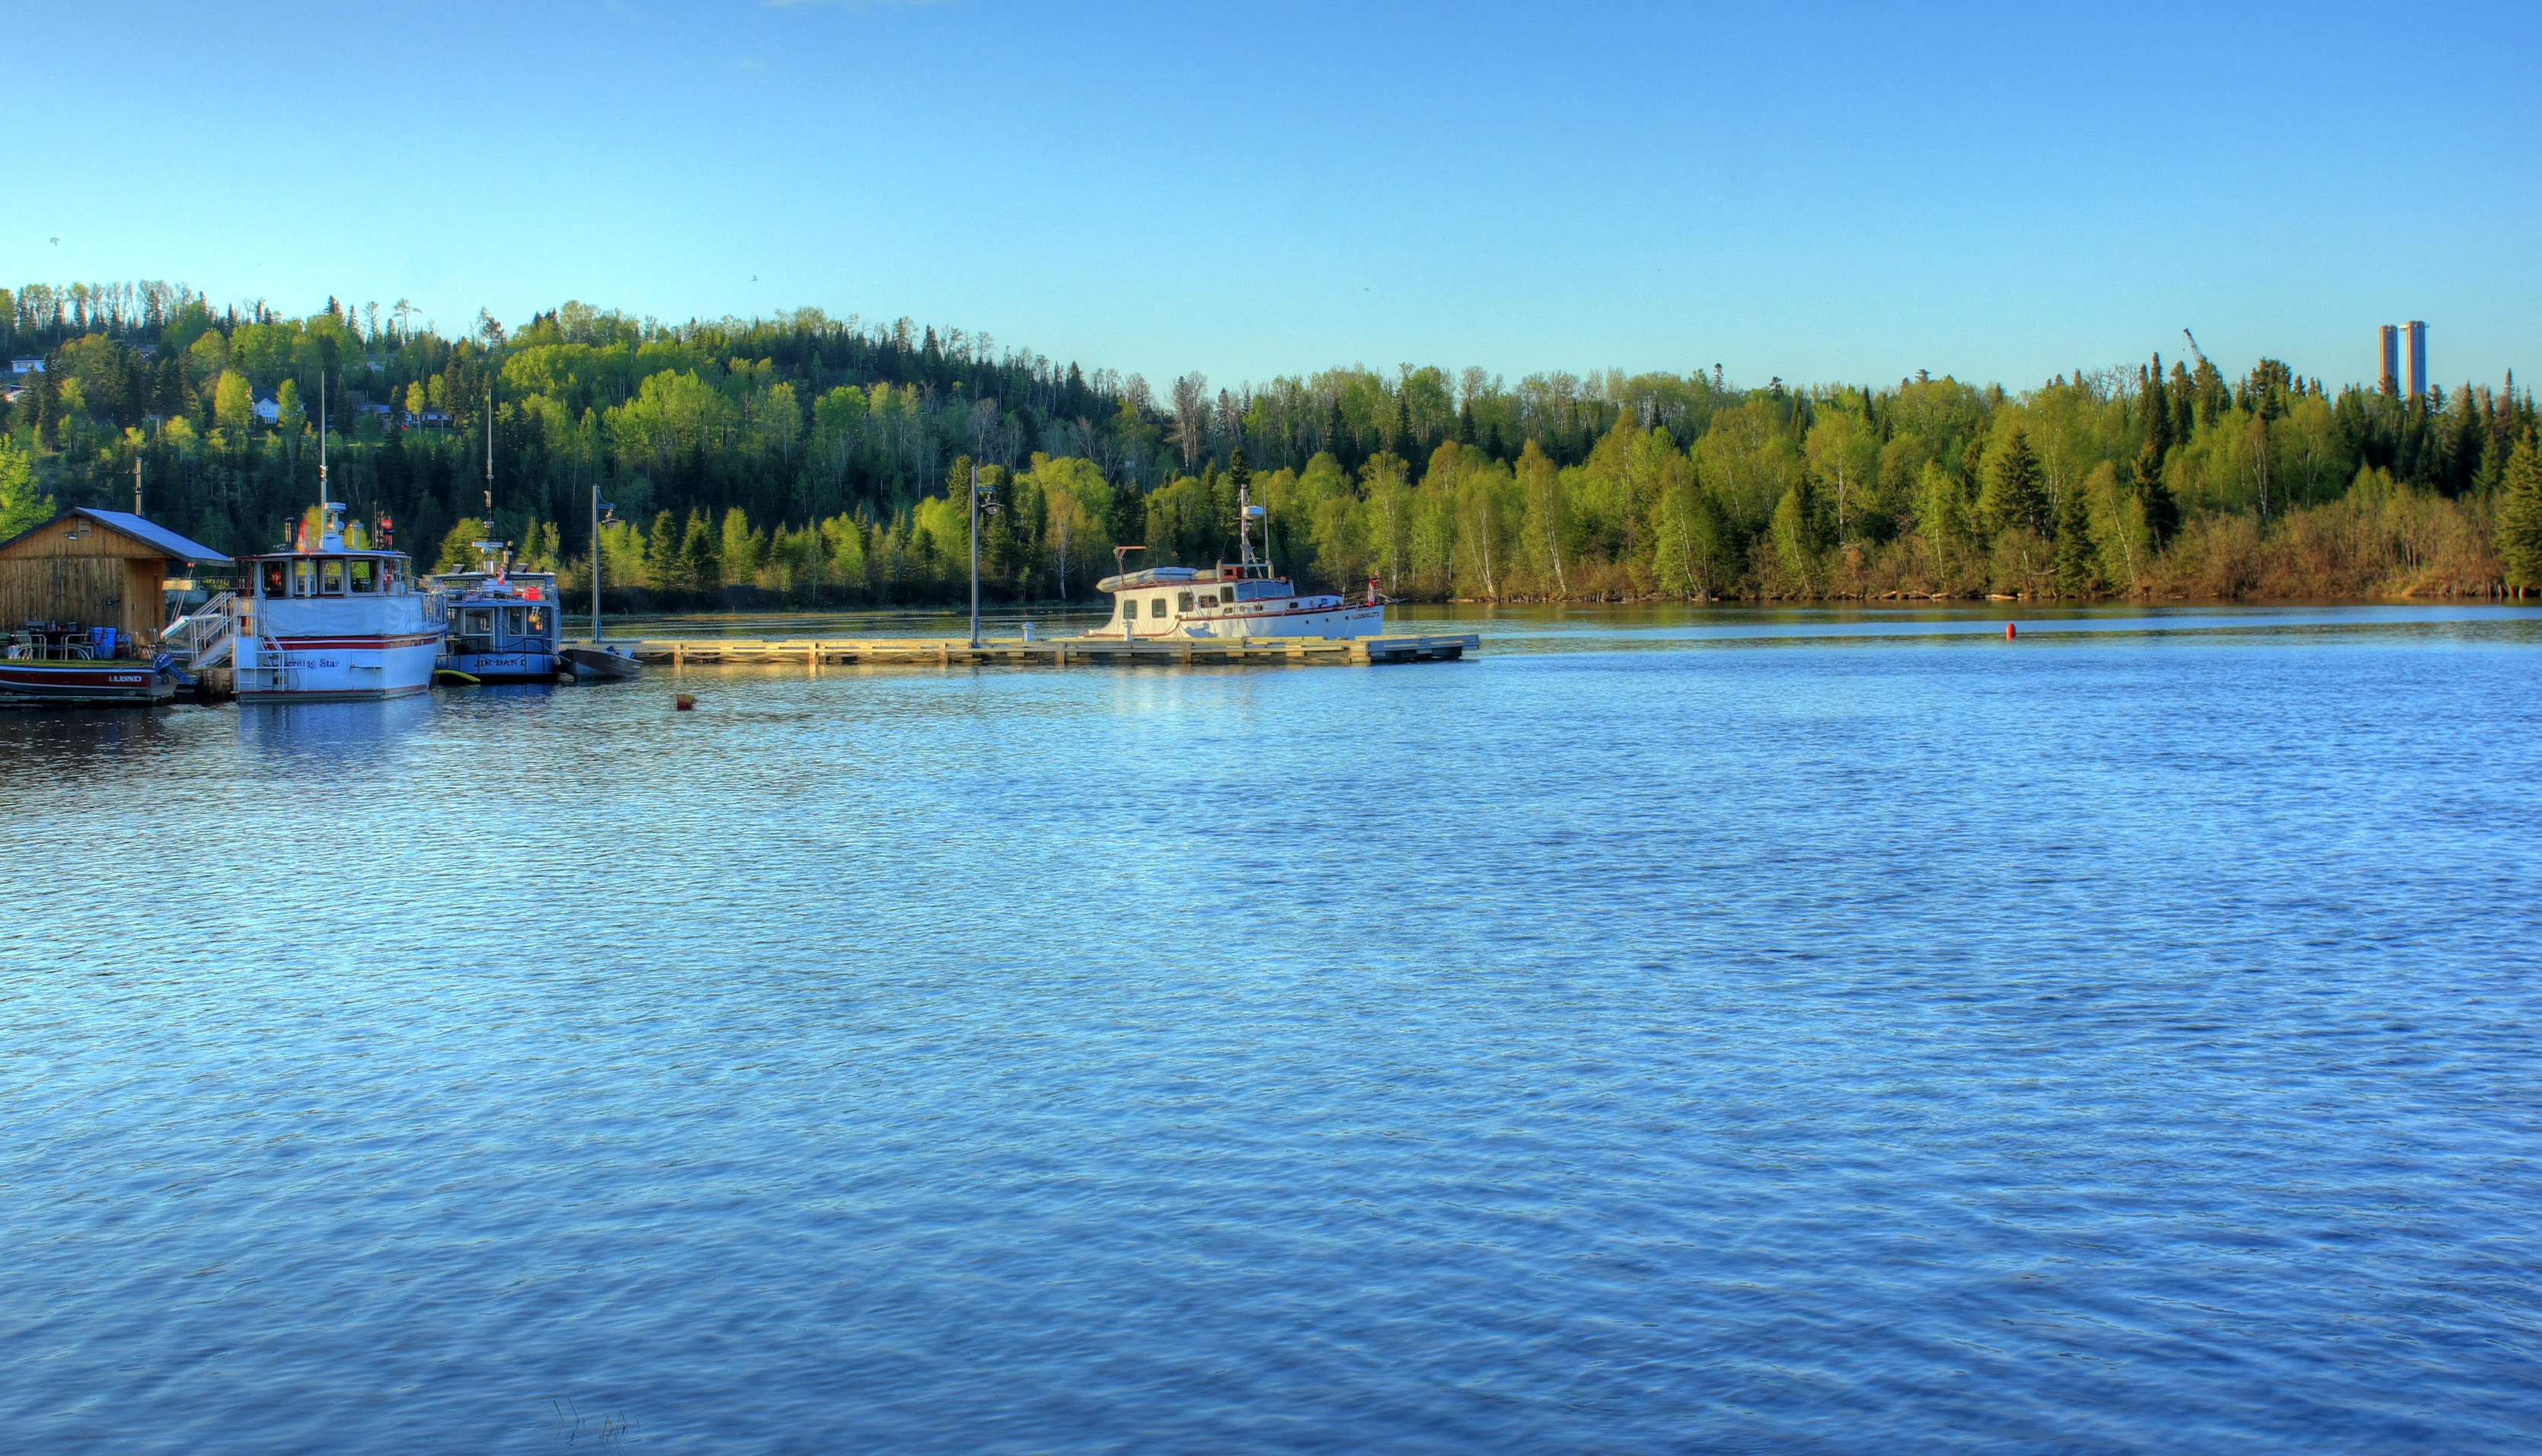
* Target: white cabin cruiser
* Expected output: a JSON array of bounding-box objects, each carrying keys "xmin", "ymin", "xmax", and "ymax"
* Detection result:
[
  {"xmin": 232, "ymin": 506, "xmax": 441, "ymax": 702},
  {"xmin": 1094, "ymin": 483, "xmax": 1385, "ymax": 640}
]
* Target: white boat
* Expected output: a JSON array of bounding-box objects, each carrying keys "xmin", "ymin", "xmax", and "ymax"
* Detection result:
[
  {"xmin": 231, "ymin": 506, "xmax": 441, "ymax": 702},
  {"xmin": 1092, "ymin": 482, "xmax": 1385, "ymax": 640}
]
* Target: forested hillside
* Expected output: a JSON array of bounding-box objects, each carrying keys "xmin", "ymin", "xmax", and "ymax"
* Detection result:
[{"xmin": 6, "ymin": 279, "xmax": 2541, "ymax": 604}]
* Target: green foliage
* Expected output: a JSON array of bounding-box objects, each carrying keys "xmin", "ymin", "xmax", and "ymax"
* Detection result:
[
  {"xmin": 2498, "ymin": 430, "xmax": 2542, "ymax": 592},
  {"xmin": 0, "ymin": 436, "xmax": 56, "ymax": 539},
  {"xmin": 10, "ymin": 276, "xmax": 2539, "ymax": 605},
  {"xmin": 1978, "ymin": 425, "xmax": 2049, "ymax": 538},
  {"xmin": 679, "ymin": 509, "xmax": 720, "ymax": 592},
  {"xmin": 434, "ymin": 517, "xmax": 487, "ymax": 573},
  {"xmin": 2054, "ymin": 471, "xmax": 2100, "ymax": 595}
]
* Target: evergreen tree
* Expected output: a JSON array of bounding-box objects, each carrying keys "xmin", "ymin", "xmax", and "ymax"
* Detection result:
[
  {"xmin": 679, "ymin": 508, "xmax": 721, "ymax": 591},
  {"xmin": 2497, "ymin": 429, "xmax": 2542, "ymax": 596},
  {"xmin": 645, "ymin": 509, "xmax": 682, "ymax": 590},
  {"xmin": 2053, "ymin": 474, "xmax": 2099, "ymax": 594},
  {"xmin": 1394, "ymin": 388, "xmax": 1416, "ymax": 459},
  {"xmin": 1456, "ymin": 401, "xmax": 1477, "ymax": 446},
  {"xmin": 2131, "ymin": 356, "xmax": 2180, "ymax": 546},
  {"xmin": 1978, "ymin": 425, "xmax": 2049, "ymax": 538}
]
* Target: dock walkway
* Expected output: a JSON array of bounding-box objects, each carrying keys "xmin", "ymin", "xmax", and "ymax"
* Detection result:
[{"xmin": 575, "ymin": 632, "xmax": 1480, "ymax": 669}]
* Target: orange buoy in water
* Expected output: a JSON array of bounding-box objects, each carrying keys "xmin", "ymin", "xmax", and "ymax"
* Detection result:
[
  {"xmin": 2006, "ymin": 622, "xmax": 2017, "ymax": 640},
  {"xmin": 675, "ymin": 693, "xmax": 696, "ymax": 710}
]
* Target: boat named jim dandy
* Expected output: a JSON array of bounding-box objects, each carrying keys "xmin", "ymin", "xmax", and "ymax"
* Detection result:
[
  {"xmin": 1094, "ymin": 483, "xmax": 1384, "ymax": 640},
  {"xmin": 232, "ymin": 506, "xmax": 442, "ymax": 702},
  {"xmin": 432, "ymin": 552, "xmax": 562, "ymax": 682}
]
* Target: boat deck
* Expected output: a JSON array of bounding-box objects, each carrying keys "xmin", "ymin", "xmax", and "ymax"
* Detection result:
[{"xmin": 573, "ymin": 632, "xmax": 1480, "ymax": 668}]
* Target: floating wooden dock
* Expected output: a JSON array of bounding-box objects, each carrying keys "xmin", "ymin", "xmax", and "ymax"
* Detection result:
[{"xmin": 572, "ymin": 631, "xmax": 1480, "ymax": 669}]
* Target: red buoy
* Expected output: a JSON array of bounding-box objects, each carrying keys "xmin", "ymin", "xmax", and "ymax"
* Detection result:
[
  {"xmin": 2006, "ymin": 623, "xmax": 2017, "ymax": 640},
  {"xmin": 675, "ymin": 693, "xmax": 696, "ymax": 710}
]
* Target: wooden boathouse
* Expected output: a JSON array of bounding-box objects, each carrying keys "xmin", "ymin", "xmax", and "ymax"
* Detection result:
[{"xmin": 0, "ymin": 509, "xmax": 230, "ymax": 648}]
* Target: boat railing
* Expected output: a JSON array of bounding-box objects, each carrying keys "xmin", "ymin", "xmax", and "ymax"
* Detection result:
[
  {"xmin": 4, "ymin": 640, "xmax": 97, "ymax": 661},
  {"xmin": 163, "ymin": 592, "xmax": 238, "ymax": 666}
]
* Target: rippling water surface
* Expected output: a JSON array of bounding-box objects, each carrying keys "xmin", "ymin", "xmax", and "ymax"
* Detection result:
[{"xmin": 5, "ymin": 603, "xmax": 2540, "ymax": 1453}]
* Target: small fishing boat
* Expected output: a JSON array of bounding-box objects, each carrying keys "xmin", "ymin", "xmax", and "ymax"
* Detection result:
[
  {"xmin": 558, "ymin": 484, "xmax": 642, "ymax": 681},
  {"xmin": 0, "ymin": 624, "xmax": 176, "ymax": 707},
  {"xmin": 562, "ymin": 643, "xmax": 642, "ymax": 680},
  {"xmin": 1092, "ymin": 482, "xmax": 1385, "ymax": 640}
]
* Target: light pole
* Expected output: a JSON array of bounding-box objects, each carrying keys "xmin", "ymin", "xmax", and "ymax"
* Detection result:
[
  {"xmin": 967, "ymin": 463, "xmax": 998, "ymax": 648},
  {"xmin": 592, "ymin": 495, "xmax": 618, "ymax": 643}
]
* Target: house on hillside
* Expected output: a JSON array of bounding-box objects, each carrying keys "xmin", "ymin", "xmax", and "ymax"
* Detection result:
[
  {"xmin": 9, "ymin": 355, "xmax": 43, "ymax": 375},
  {"xmin": 0, "ymin": 509, "xmax": 230, "ymax": 650},
  {"xmin": 254, "ymin": 394, "xmax": 280, "ymax": 425}
]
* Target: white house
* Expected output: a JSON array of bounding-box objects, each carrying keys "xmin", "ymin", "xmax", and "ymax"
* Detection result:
[
  {"xmin": 254, "ymin": 394, "xmax": 280, "ymax": 425},
  {"xmin": 9, "ymin": 355, "xmax": 43, "ymax": 375}
]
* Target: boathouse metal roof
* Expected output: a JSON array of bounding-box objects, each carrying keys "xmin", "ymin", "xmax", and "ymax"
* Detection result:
[{"xmin": 0, "ymin": 508, "xmax": 229, "ymax": 563}]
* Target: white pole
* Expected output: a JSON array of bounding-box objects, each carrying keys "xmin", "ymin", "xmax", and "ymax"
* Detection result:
[{"xmin": 969, "ymin": 462, "xmax": 982, "ymax": 648}]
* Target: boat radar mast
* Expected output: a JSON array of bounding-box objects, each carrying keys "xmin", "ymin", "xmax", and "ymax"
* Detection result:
[{"xmin": 1236, "ymin": 481, "xmax": 1269, "ymax": 576}]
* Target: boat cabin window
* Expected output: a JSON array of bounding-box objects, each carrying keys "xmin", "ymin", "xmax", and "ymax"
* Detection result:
[
  {"xmin": 350, "ymin": 559, "xmax": 376, "ymax": 593},
  {"xmin": 525, "ymin": 607, "xmax": 545, "ymax": 636},
  {"xmin": 1177, "ymin": 591, "xmax": 1193, "ymax": 613},
  {"xmin": 504, "ymin": 607, "xmax": 527, "ymax": 637},
  {"xmin": 1116, "ymin": 599, "xmax": 1133, "ymax": 621},
  {"xmin": 321, "ymin": 559, "xmax": 346, "ymax": 595},
  {"xmin": 292, "ymin": 559, "xmax": 316, "ymax": 597},
  {"xmin": 261, "ymin": 562, "xmax": 288, "ymax": 598},
  {"xmin": 1148, "ymin": 597, "xmax": 1167, "ymax": 618},
  {"xmin": 464, "ymin": 608, "xmax": 493, "ymax": 635},
  {"xmin": 1198, "ymin": 592, "xmax": 1218, "ymax": 607}
]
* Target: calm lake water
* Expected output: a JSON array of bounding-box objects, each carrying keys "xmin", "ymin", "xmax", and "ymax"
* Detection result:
[{"xmin": 5, "ymin": 603, "xmax": 2540, "ymax": 1453}]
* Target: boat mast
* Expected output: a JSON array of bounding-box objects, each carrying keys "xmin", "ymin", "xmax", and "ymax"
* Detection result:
[
  {"xmin": 483, "ymin": 375, "xmax": 497, "ymax": 570},
  {"xmin": 317, "ymin": 369, "xmax": 328, "ymax": 540},
  {"xmin": 1236, "ymin": 481, "xmax": 1269, "ymax": 578}
]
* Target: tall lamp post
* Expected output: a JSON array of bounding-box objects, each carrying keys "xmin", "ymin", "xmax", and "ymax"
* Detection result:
[
  {"xmin": 967, "ymin": 462, "xmax": 998, "ymax": 648},
  {"xmin": 592, "ymin": 493, "xmax": 618, "ymax": 643}
]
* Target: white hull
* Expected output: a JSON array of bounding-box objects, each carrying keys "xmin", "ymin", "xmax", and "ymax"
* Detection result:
[
  {"xmin": 235, "ymin": 634, "xmax": 440, "ymax": 701},
  {"xmin": 1123, "ymin": 602, "xmax": 1387, "ymax": 640}
]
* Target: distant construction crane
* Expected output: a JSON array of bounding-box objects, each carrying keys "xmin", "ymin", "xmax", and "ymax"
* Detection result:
[{"xmin": 2181, "ymin": 328, "xmax": 2208, "ymax": 370}]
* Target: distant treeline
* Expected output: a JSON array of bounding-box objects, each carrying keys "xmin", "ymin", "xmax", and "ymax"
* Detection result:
[{"xmin": 5, "ymin": 279, "xmax": 2541, "ymax": 602}]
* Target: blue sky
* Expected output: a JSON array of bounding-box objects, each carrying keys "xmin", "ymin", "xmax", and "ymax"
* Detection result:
[{"xmin": 12, "ymin": 0, "xmax": 2537, "ymax": 394}]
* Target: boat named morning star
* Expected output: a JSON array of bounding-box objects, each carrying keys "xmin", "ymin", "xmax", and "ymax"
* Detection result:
[
  {"xmin": 231, "ymin": 506, "xmax": 442, "ymax": 702},
  {"xmin": 1093, "ymin": 483, "xmax": 1385, "ymax": 640}
]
